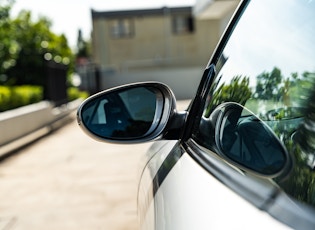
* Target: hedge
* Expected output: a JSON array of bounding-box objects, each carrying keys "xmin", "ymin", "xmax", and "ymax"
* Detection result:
[
  {"xmin": 67, "ymin": 87, "xmax": 89, "ymax": 102},
  {"xmin": 0, "ymin": 85, "xmax": 88, "ymax": 112},
  {"xmin": 0, "ymin": 85, "xmax": 42, "ymax": 112}
]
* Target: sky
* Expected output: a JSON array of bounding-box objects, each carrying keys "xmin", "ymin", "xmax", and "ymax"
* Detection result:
[
  {"xmin": 218, "ymin": 0, "xmax": 315, "ymax": 88},
  {"xmin": 11, "ymin": 0, "xmax": 196, "ymax": 49}
]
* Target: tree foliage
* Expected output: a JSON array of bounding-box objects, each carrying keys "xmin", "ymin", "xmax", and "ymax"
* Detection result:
[
  {"xmin": 254, "ymin": 67, "xmax": 283, "ymax": 100},
  {"xmin": 0, "ymin": 0, "xmax": 17, "ymax": 79},
  {"xmin": 76, "ymin": 29, "xmax": 90, "ymax": 58},
  {"xmin": 278, "ymin": 84, "xmax": 315, "ymax": 206},
  {"xmin": 205, "ymin": 76, "xmax": 252, "ymax": 117},
  {"xmin": 254, "ymin": 67, "xmax": 313, "ymax": 108},
  {"xmin": 0, "ymin": 3, "xmax": 74, "ymax": 86}
]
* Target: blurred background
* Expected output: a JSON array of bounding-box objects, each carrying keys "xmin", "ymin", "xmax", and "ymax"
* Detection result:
[{"xmin": 2, "ymin": 0, "xmax": 239, "ymax": 102}]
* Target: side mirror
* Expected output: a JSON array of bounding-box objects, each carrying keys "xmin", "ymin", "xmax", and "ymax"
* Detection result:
[
  {"xmin": 77, "ymin": 82, "xmax": 177, "ymax": 143},
  {"xmin": 213, "ymin": 103, "xmax": 291, "ymax": 177}
]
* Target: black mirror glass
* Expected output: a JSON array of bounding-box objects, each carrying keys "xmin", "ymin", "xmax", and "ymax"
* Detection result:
[
  {"xmin": 217, "ymin": 103, "xmax": 288, "ymax": 176},
  {"xmin": 80, "ymin": 86, "xmax": 161, "ymax": 139}
]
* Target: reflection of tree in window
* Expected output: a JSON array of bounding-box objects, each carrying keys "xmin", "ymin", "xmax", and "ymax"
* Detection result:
[
  {"xmin": 274, "ymin": 76, "xmax": 315, "ymax": 208},
  {"xmin": 254, "ymin": 67, "xmax": 314, "ymax": 108},
  {"xmin": 254, "ymin": 67, "xmax": 283, "ymax": 101},
  {"xmin": 205, "ymin": 76, "xmax": 252, "ymax": 117}
]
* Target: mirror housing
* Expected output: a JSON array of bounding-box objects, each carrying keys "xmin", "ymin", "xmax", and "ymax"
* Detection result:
[
  {"xmin": 212, "ymin": 102, "xmax": 292, "ymax": 177},
  {"xmin": 77, "ymin": 82, "xmax": 184, "ymax": 143}
]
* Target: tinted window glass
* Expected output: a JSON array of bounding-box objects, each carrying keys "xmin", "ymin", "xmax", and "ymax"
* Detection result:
[{"xmin": 193, "ymin": 0, "xmax": 315, "ymax": 208}]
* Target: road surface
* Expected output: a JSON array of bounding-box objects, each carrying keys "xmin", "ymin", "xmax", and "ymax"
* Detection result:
[
  {"xmin": 0, "ymin": 100, "xmax": 190, "ymax": 230},
  {"xmin": 0, "ymin": 115, "xmax": 150, "ymax": 230}
]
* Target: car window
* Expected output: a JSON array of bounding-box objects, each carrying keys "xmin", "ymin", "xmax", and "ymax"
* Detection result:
[{"xmin": 193, "ymin": 0, "xmax": 315, "ymax": 209}]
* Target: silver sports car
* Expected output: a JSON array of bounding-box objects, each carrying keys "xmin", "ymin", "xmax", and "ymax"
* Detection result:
[{"xmin": 77, "ymin": 0, "xmax": 315, "ymax": 229}]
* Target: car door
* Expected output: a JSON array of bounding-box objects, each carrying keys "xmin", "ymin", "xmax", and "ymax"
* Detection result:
[{"xmin": 138, "ymin": 0, "xmax": 315, "ymax": 229}]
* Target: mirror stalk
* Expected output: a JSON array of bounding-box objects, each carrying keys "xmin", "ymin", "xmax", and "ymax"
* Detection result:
[{"xmin": 163, "ymin": 111, "xmax": 188, "ymax": 140}]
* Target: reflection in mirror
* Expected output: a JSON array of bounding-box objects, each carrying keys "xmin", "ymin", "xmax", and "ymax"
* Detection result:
[
  {"xmin": 80, "ymin": 86, "xmax": 161, "ymax": 139},
  {"xmin": 218, "ymin": 104, "xmax": 288, "ymax": 176}
]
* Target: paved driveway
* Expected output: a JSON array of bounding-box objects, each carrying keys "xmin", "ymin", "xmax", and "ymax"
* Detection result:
[
  {"xmin": 0, "ymin": 100, "xmax": 190, "ymax": 230},
  {"xmin": 0, "ymin": 115, "xmax": 151, "ymax": 230}
]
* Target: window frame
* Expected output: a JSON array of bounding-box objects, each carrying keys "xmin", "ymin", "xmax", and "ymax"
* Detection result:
[
  {"xmin": 172, "ymin": 15, "xmax": 194, "ymax": 35},
  {"xmin": 109, "ymin": 18, "xmax": 135, "ymax": 39}
]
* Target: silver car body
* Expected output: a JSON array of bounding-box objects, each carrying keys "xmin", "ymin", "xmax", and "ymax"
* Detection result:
[{"xmin": 138, "ymin": 140, "xmax": 289, "ymax": 229}]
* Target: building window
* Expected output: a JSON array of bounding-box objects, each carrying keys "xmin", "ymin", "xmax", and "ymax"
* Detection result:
[
  {"xmin": 172, "ymin": 15, "xmax": 194, "ymax": 34},
  {"xmin": 110, "ymin": 19, "xmax": 134, "ymax": 38}
]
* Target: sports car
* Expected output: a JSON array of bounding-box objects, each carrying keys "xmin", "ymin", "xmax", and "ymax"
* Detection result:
[{"xmin": 77, "ymin": 0, "xmax": 315, "ymax": 229}]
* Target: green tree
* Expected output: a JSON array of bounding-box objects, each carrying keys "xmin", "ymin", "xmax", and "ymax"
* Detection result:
[
  {"xmin": 0, "ymin": 0, "xmax": 18, "ymax": 82},
  {"xmin": 0, "ymin": 7, "xmax": 74, "ymax": 86},
  {"xmin": 7, "ymin": 10, "xmax": 73, "ymax": 85},
  {"xmin": 76, "ymin": 29, "xmax": 90, "ymax": 59}
]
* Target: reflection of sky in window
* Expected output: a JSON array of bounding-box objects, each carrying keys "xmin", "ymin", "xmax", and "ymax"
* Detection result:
[
  {"xmin": 96, "ymin": 100, "xmax": 108, "ymax": 124},
  {"xmin": 219, "ymin": 0, "xmax": 315, "ymax": 85}
]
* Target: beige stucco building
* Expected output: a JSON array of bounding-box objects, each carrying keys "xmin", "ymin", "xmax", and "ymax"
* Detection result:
[
  {"xmin": 91, "ymin": 0, "xmax": 240, "ymax": 72},
  {"xmin": 82, "ymin": 0, "xmax": 240, "ymax": 99}
]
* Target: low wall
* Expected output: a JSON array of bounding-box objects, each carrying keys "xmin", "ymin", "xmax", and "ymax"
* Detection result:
[{"xmin": 0, "ymin": 99, "xmax": 82, "ymax": 158}]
